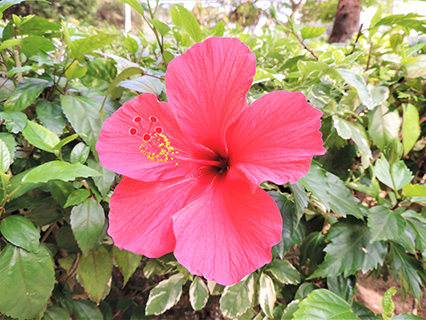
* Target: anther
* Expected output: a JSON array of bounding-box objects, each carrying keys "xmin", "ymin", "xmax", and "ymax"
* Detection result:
[
  {"xmin": 143, "ymin": 133, "xmax": 151, "ymax": 141},
  {"xmin": 129, "ymin": 128, "xmax": 137, "ymax": 136},
  {"xmin": 133, "ymin": 116, "xmax": 142, "ymax": 122},
  {"xmin": 155, "ymin": 127, "xmax": 163, "ymax": 134},
  {"xmin": 149, "ymin": 116, "xmax": 158, "ymax": 123}
]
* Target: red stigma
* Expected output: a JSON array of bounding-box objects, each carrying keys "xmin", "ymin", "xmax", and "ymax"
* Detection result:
[
  {"xmin": 155, "ymin": 127, "xmax": 163, "ymax": 134},
  {"xmin": 129, "ymin": 128, "xmax": 137, "ymax": 135},
  {"xmin": 133, "ymin": 116, "xmax": 142, "ymax": 122},
  {"xmin": 149, "ymin": 116, "xmax": 158, "ymax": 123},
  {"xmin": 143, "ymin": 133, "xmax": 151, "ymax": 141}
]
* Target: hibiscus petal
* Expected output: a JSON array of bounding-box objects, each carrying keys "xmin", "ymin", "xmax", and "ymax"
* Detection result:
[
  {"xmin": 172, "ymin": 174, "xmax": 282, "ymax": 285},
  {"xmin": 226, "ymin": 91, "xmax": 326, "ymax": 187},
  {"xmin": 166, "ymin": 37, "xmax": 256, "ymax": 155},
  {"xmin": 97, "ymin": 93, "xmax": 213, "ymax": 181},
  {"xmin": 108, "ymin": 168, "xmax": 216, "ymax": 257}
]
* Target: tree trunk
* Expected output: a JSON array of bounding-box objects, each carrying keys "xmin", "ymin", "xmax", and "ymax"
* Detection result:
[{"xmin": 328, "ymin": 0, "xmax": 360, "ymax": 43}]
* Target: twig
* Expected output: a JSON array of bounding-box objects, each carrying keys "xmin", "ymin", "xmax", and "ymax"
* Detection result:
[
  {"xmin": 292, "ymin": 31, "xmax": 319, "ymax": 60},
  {"xmin": 142, "ymin": 72, "xmax": 164, "ymax": 81},
  {"xmin": 366, "ymin": 41, "xmax": 373, "ymax": 71},
  {"xmin": 40, "ymin": 223, "xmax": 56, "ymax": 244},
  {"xmin": 350, "ymin": 23, "xmax": 363, "ymax": 55}
]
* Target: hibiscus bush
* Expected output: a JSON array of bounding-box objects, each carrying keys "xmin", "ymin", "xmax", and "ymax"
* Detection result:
[{"xmin": 0, "ymin": 1, "xmax": 425, "ymax": 319}]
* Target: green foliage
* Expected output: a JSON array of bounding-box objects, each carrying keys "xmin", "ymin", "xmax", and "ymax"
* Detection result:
[{"xmin": 0, "ymin": 1, "xmax": 425, "ymax": 319}]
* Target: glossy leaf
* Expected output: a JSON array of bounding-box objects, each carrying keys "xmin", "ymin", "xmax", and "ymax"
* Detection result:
[
  {"xmin": 368, "ymin": 104, "xmax": 400, "ymax": 150},
  {"xmin": 0, "ymin": 215, "xmax": 40, "ymax": 252},
  {"xmin": 22, "ymin": 120, "xmax": 59, "ymax": 152},
  {"xmin": 112, "ymin": 246, "xmax": 142, "ymax": 287},
  {"xmin": 293, "ymin": 289, "xmax": 358, "ymax": 320},
  {"xmin": 70, "ymin": 198, "xmax": 105, "ymax": 255},
  {"xmin": 374, "ymin": 157, "xmax": 413, "ymax": 191},
  {"xmin": 145, "ymin": 274, "xmax": 185, "ymax": 315},
  {"xmin": 0, "ymin": 138, "xmax": 11, "ymax": 172},
  {"xmin": 42, "ymin": 307, "xmax": 71, "ymax": 320},
  {"xmin": 87, "ymin": 158, "xmax": 115, "ymax": 198},
  {"xmin": 368, "ymin": 206, "xmax": 406, "ymax": 242},
  {"xmin": 266, "ymin": 259, "xmax": 300, "ymax": 285},
  {"xmin": 259, "ymin": 273, "xmax": 276, "ymax": 318},
  {"xmin": 70, "ymin": 33, "xmax": 117, "ymax": 58},
  {"xmin": 35, "ymin": 100, "xmax": 66, "ymax": 135},
  {"xmin": 4, "ymin": 78, "xmax": 50, "ymax": 112},
  {"xmin": 0, "ymin": 111, "xmax": 27, "ymax": 133},
  {"xmin": 70, "ymin": 142, "xmax": 91, "ymax": 164},
  {"xmin": 64, "ymin": 189, "xmax": 91, "ymax": 208},
  {"xmin": 189, "ymin": 276, "xmax": 209, "ymax": 311},
  {"xmin": 73, "ymin": 299, "xmax": 103, "ymax": 320},
  {"xmin": 0, "ymin": 244, "xmax": 55, "ymax": 320},
  {"xmin": 77, "ymin": 246, "xmax": 112, "ymax": 303}
]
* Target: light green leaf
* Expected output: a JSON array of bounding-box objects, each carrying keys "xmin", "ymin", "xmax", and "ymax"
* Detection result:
[
  {"xmin": 70, "ymin": 198, "xmax": 105, "ymax": 255},
  {"xmin": 311, "ymin": 217, "xmax": 386, "ymax": 279},
  {"xmin": 336, "ymin": 69, "xmax": 373, "ymax": 109},
  {"xmin": 0, "ymin": 111, "xmax": 27, "ymax": 133},
  {"xmin": 17, "ymin": 16, "xmax": 60, "ymax": 36},
  {"xmin": 21, "ymin": 36, "xmax": 55, "ymax": 58},
  {"xmin": 22, "ymin": 161, "xmax": 102, "ymax": 184},
  {"xmin": 0, "ymin": 139, "xmax": 11, "ymax": 172},
  {"xmin": 282, "ymin": 300, "xmax": 300, "ymax": 320},
  {"xmin": 112, "ymin": 246, "xmax": 141, "ymax": 287},
  {"xmin": 405, "ymin": 55, "xmax": 426, "ymax": 78},
  {"xmin": 61, "ymin": 96, "xmax": 103, "ymax": 155},
  {"xmin": 403, "ymin": 184, "xmax": 426, "ymax": 197},
  {"xmin": 118, "ymin": 76, "xmax": 162, "ymax": 95},
  {"xmin": 219, "ymin": 273, "xmax": 256, "ymax": 318},
  {"xmin": 0, "ymin": 215, "xmax": 40, "ymax": 252},
  {"xmin": 402, "ymin": 210, "xmax": 426, "ymax": 257},
  {"xmin": 22, "ymin": 120, "xmax": 60, "ymax": 152},
  {"xmin": 70, "ymin": 33, "xmax": 117, "ymax": 58},
  {"xmin": 189, "ymin": 276, "xmax": 209, "ymax": 311},
  {"xmin": 300, "ymin": 26, "xmax": 327, "ymax": 40},
  {"xmin": 152, "ymin": 19, "xmax": 171, "ymax": 36},
  {"xmin": 212, "ymin": 20, "xmax": 225, "ymax": 37},
  {"xmin": 77, "ymin": 246, "xmax": 112, "ymax": 303},
  {"xmin": 116, "ymin": 0, "xmax": 145, "ymax": 17},
  {"xmin": 368, "ymin": 206, "xmax": 406, "ymax": 242},
  {"xmin": 374, "ymin": 157, "xmax": 413, "ymax": 191},
  {"xmin": 146, "ymin": 274, "xmax": 185, "ymax": 315},
  {"xmin": 266, "ymin": 259, "xmax": 300, "ymax": 285},
  {"xmin": 70, "ymin": 142, "xmax": 91, "ymax": 164},
  {"xmin": 402, "ymin": 104, "xmax": 420, "ymax": 155},
  {"xmin": 64, "ymin": 189, "xmax": 91, "ymax": 208},
  {"xmin": 73, "ymin": 299, "xmax": 103, "ymax": 320},
  {"xmin": 297, "ymin": 60, "xmax": 328, "ymax": 77},
  {"xmin": 64, "ymin": 60, "xmax": 88, "ymax": 80},
  {"xmin": 382, "ymin": 287, "xmax": 397, "ymax": 319},
  {"xmin": 293, "ymin": 289, "xmax": 358, "ymax": 320},
  {"xmin": 176, "ymin": 4, "xmax": 202, "ymax": 42},
  {"xmin": 4, "ymin": 78, "xmax": 50, "ymax": 113},
  {"xmin": 368, "ymin": 104, "xmax": 400, "ymax": 150},
  {"xmin": 259, "ymin": 273, "xmax": 275, "ymax": 317},
  {"xmin": 406, "ymin": 42, "xmax": 426, "ymax": 57},
  {"xmin": 0, "ymin": 244, "xmax": 55, "ymax": 320}
]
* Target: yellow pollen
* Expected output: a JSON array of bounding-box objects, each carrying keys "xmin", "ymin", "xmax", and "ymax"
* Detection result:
[{"xmin": 139, "ymin": 132, "xmax": 177, "ymax": 164}]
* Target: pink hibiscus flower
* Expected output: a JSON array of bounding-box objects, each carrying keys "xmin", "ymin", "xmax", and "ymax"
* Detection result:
[{"xmin": 97, "ymin": 37, "xmax": 325, "ymax": 285}]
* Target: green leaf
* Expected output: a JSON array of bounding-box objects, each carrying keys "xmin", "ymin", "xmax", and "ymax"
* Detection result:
[
  {"xmin": 0, "ymin": 138, "xmax": 11, "ymax": 172},
  {"xmin": 146, "ymin": 274, "xmax": 185, "ymax": 315},
  {"xmin": 300, "ymin": 26, "xmax": 327, "ymax": 40},
  {"xmin": 351, "ymin": 301, "xmax": 378, "ymax": 320},
  {"xmin": 87, "ymin": 158, "xmax": 115, "ymax": 198},
  {"xmin": 0, "ymin": 215, "xmax": 40, "ymax": 252},
  {"xmin": 42, "ymin": 307, "xmax": 71, "ymax": 320},
  {"xmin": 405, "ymin": 55, "xmax": 426, "ymax": 78},
  {"xmin": 0, "ymin": 0, "xmax": 29, "ymax": 12},
  {"xmin": 393, "ymin": 314, "xmax": 422, "ymax": 320},
  {"xmin": 402, "ymin": 104, "xmax": 420, "ymax": 155},
  {"xmin": 336, "ymin": 69, "xmax": 373, "ymax": 109},
  {"xmin": 73, "ymin": 299, "xmax": 103, "ymax": 320},
  {"xmin": 266, "ymin": 259, "xmax": 300, "ymax": 285},
  {"xmin": 212, "ymin": 20, "xmax": 225, "ymax": 37},
  {"xmin": 220, "ymin": 273, "xmax": 256, "ymax": 318},
  {"xmin": 70, "ymin": 198, "xmax": 105, "ymax": 255},
  {"xmin": 118, "ymin": 76, "xmax": 162, "ymax": 95},
  {"xmin": 24, "ymin": 198, "xmax": 63, "ymax": 226},
  {"xmin": 290, "ymin": 183, "xmax": 308, "ymax": 221},
  {"xmin": 300, "ymin": 232, "xmax": 326, "ymax": 275},
  {"xmin": 152, "ymin": 19, "xmax": 171, "ymax": 36},
  {"xmin": 0, "ymin": 133, "xmax": 16, "ymax": 164},
  {"xmin": 368, "ymin": 104, "xmax": 400, "ymax": 150},
  {"xmin": 368, "ymin": 206, "xmax": 406, "ymax": 242},
  {"xmin": 21, "ymin": 36, "xmax": 55, "ymax": 58},
  {"xmin": 317, "ymin": 144, "xmax": 357, "ymax": 180},
  {"xmin": 402, "ymin": 210, "xmax": 426, "ymax": 256},
  {"xmin": 189, "ymin": 276, "xmax": 209, "ymax": 311},
  {"xmin": 382, "ymin": 287, "xmax": 397, "ymax": 319},
  {"xmin": 0, "ymin": 244, "xmax": 55, "ymax": 320},
  {"xmin": 70, "ymin": 33, "xmax": 117, "ymax": 58},
  {"xmin": 293, "ymin": 289, "xmax": 358, "ymax": 320},
  {"xmin": 176, "ymin": 4, "xmax": 202, "ymax": 42},
  {"xmin": 310, "ymin": 217, "xmax": 386, "ymax": 279},
  {"xmin": 64, "ymin": 60, "xmax": 88, "ymax": 80},
  {"xmin": 0, "ymin": 111, "xmax": 27, "ymax": 133},
  {"xmin": 70, "ymin": 142, "xmax": 90, "ymax": 164},
  {"xmin": 259, "ymin": 273, "xmax": 275, "ymax": 318},
  {"xmin": 17, "ymin": 16, "xmax": 60, "ymax": 36},
  {"xmin": 297, "ymin": 60, "xmax": 328, "ymax": 78},
  {"xmin": 112, "ymin": 246, "xmax": 141, "ymax": 287},
  {"xmin": 403, "ymin": 184, "xmax": 426, "ymax": 197},
  {"xmin": 268, "ymin": 192, "xmax": 306, "ymax": 258},
  {"xmin": 374, "ymin": 157, "xmax": 413, "ymax": 191},
  {"xmin": 332, "ymin": 116, "xmax": 372, "ymax": 168},
  {"xmin": 77, "ymin": 246, "xmax": 112, "ymax": 303},
  {"xmin": 35, "ymin": 100, "xmax": 66, "ymax": 135},
  {"xmin": 406, "ymin": 42, "xmax": 426, "ymax": 57},
  {"xmin": 61, "ymin": 96, "xmax": 103, "ymax": 155},
  {"xmin": 4, "ymin": 78, "xmax": 50, "ymax": 113},
  {"xmin": 116, "ymin": 0, "xmax": 145, "ymax": 16},
  {"xmin": 327, "ymin": 274, "xmax": 356, "ymax": 304},
  {"xmin": 64, "ymin": 189, "xmax": 90, "ymax": 208},
  {"xmin": 22, "ymin": 161, "xmax": 102, "ymax": 184},
  {"xmin": 22, "ymin": 120, "xmax": 60, "ymax": 153}
]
